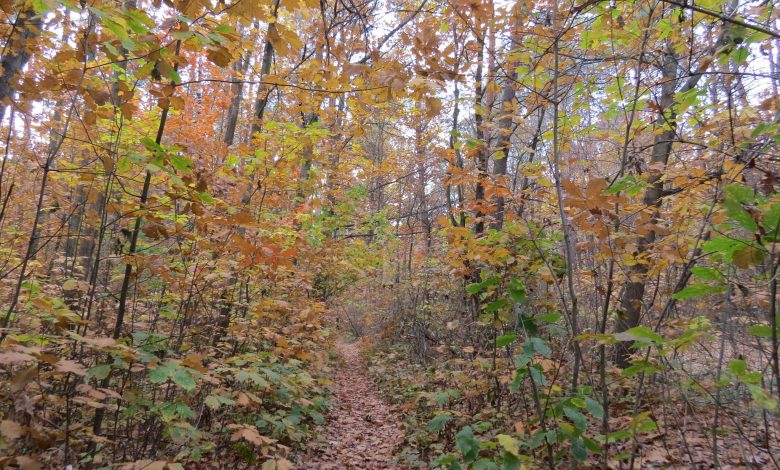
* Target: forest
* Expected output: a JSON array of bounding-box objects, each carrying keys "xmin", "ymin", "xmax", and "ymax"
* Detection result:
[{"xmin": 0, "ymin": 0, "xmax": 779, "ymax": 467}]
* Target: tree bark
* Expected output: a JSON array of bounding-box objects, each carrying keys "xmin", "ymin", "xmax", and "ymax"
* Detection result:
[
  {"xmin": 613, "ymin": 37, "xmax": 713, "ymax": 366},
  {"xmin": 0, "ymin": 8, "xmax": 41, "ymax": 123},
  {"xmin": 223, "ymin": 52, "xmax": 249, "ymax": 146}
]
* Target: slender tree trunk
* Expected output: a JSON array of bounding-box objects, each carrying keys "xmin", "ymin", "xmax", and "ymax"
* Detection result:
[
  {"xmin": 613, "ymin": 45, "xmax": 677, "ymax": 367},
  {"xmin": 223, "ymin": 49, "xmax": 249, "ymax": 147},
  {"xmin": 549, "ymin": 0, "xmax": 582, "ymax": 391},
  {"xmin": 0, "ymin": 8, "xmax": 41, "ymax": 123},
  {"xmin": 490, "ymin": 7, "xmax": 521, "ymax": 230},
  {"xmin": 473, "ymin": 39, "xmax": 487, "ymax": 236},
  {"xmin": 241, "ymin": 2, "xmax": 280, "ymax": 206},
  {"xmin": 250, "ymin": 0, "xmax": 281, "ymax": 138},
  {"xmin": 0, "ymin": 16, "xmax": 91, "ymax": 340},
  {"xmin": 91, "ymin": 40, "xmax": 181, "ymax": 447}
]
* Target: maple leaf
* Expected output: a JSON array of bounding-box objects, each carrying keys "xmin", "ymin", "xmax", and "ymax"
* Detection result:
[
  {"xmin": 228, "ymin": 424, "xmax": 273, "ymax": 446},
  {"xmin": 0, "ymin": 351, "xmax": 36, "ymax": 364},
  {"xmin": 54, "ymin": 359, "xmax": 87, "ymax": 376}
]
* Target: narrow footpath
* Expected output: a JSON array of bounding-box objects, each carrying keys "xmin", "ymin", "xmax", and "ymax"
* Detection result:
[{"xmin": 299, "ymin": 341, "xmax": 403, "ymax": 469}]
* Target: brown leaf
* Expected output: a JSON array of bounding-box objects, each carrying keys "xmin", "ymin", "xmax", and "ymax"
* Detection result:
[
  {"xmin": 11, "ymin": 365, "xmax": 37, "ymax": 392},
  {"xmin": 0, "ymin": 420, "xmax": 25, "ymax": 440},
  {"xmin": 228, "ymin": 424, "xmax": 271, "ymax": 446},
  {"xmin": 54, "ymin": 359, "xmax": 87, "ymax": 376},
  {"xmin": 84, "ymin": 336, "xmax": 116, "ymax": 348},
  {"xmin": 733, "ymin": 246, "xmax": 763, "ymax": 269},
  {"xmin": 15, "ymin": 456, "xmax": 41, "ymax": 470},
  {"xmin": 0, "ymin": 351, "xmax": 36, "ymax": 364}
]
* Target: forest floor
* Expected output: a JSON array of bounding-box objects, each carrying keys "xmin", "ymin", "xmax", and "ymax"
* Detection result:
[{"xmin": 299, "ymin": 340, "xmax": 403, "ymax": 469}]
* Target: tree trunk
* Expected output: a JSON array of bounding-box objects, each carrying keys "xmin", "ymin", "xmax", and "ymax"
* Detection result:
[
  {"xmin": 0, "ymin": 8, "xmax": 41, "ymax": 123},
  {"xmin": 490, "ymin": 9, "xmax": 521, "ymax": 230},
  {"xmin": 473, "ymin": 39, "xmax": 487, "ymax": 235},
  {"xmin": 223, "ymin": 51, "xmax": 249, "ymax": 146}
]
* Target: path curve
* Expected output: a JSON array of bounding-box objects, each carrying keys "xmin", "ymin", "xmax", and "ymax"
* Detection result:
[{"xmin": 299, "ymin": 340, "xmax": 403, "ymax": 469}]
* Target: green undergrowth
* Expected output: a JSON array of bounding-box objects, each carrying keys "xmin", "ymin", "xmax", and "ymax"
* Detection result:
[{"xmin": 367, "ymin": 345, "xmax": 538, "ymax": 469}]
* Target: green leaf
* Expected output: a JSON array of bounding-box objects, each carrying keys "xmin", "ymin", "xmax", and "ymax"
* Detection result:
[
  {"xmin": 434, "ymin": 454, "xmax": 461, "ymax": 470},
  {"xmin": 614, "ymin": 326, "xmax": 662, "ymax": 344},
  {"xmin": 672, "ymin": 283, "xmax": 725, "ymax": 300},
  {"xmin": 529, "ymin": 365, "xmax": 547, "ymax": 385},
  {"xmin": 536, "ymin": 312, "xmax": 561, "ymax": 323},
  {"xmin": 746, "ymin": 324, "xmax": 773, "ymax": 337},
  {"xmin": 456, "ymin": 426, "xmax": 481, "ymax": 462},
  {"xmin": 474, "ymin": 459, "xmax": 499, "ymax": 470},
  {"xmin": 160, "ymin": 402, "xmax": 194, "ymax": 421},
  {"xmin": 170, "ymin": 68, "xmax": 182, "ymax": 85},
  {"xmin": 585, "ymin": 397, "xmax": 604, "ymax": 419},
  {"xmin": 764, "ymin": 202, "xmax": 780, "ymax": 233},
  {"xmin": 724, "ymin": 198, "xmax": 758, "ymax": 232},
  {"xmin": 216, "ymin": 395, "xmax": 235, "ymax": 405},
  {"xmin": 496, "ymin": 333, "xmax": 517, "ymax": 347},
  {"xmin": 621, "ymin": 360, "xmax": 662, "ymax": 377},
  {"xmin": 518, "ymin": 315, "xmax": 538, "ymax": 337},
  {"xmin": 169, "ymin": 155, "xmax": 192, "ymax": 173},
  {"xmin": 728, "ymin": 358, "xmax": 747, "ymax": 376},
  {"xmin": 235, "ymin": 370, "xmax": 269, "ymax": 387},
  {"xmin": 690, "ymin": 267, "xmax": 721, "ymax": 282},
  {"xmin": 88, "ymin": 364, "xmax": 111, "ymax": 380},
  {"xmin": 702, "ymin": 236, "xmax": 750, "ymax": 259},
  {"xmin": 426, "ymin": 413, "xmax": 452, "ymax": 433},
  {"xmin": 526, "ymin": 337, "xmax": 551, "ymax": 358},
  {"xmin": 570, "ymin": 397, "xmax": 586, "ymax": 408},
  {"xmin": 204, "ymin": 395, "xmax": 221, "ymax": 409},
  {"xmin": 725, "ymin": 183, "xmax": 754, "ymax": 203},
  {"xmin": 32, "ymin": 0, "xmax": 52, "ymax": 14},
  {"xmin": 171, "ymin": 368, "xmax": 196, "ymax": 391},
  {"xmin": 731, "ymin": 46, "xmax": 749, "ymax": 64},
  {"xmin": 508, "ymin": 278, "xmax": 526, "ymax": 303},
  {"xmin": 605, "ymin": 175, "xmax": 642, "ymax": 195},
  {"xmin": 466, "ymin": 283, "xmax": 483, "ymax": 295},
  {"xmin": 571, "ymin": 437, "xmax": 587, "ymax": 461},
  {"xmin": 509, "ymin": 368, "xmax": 527, "ymax": 392},
  {"xmin": 564, "ymin": 406, "xmax": 588, "ymax": 432},
  {"xmin": 502, "ymin": 452, "xmax": 520, "ymax": 470},
  {"xmin": 583, "ymin": 435, "xmax": 602, "ymax": 454},
  {"xmin": 485, "ymin": 299, "xmax": 509, "ymax": 313},
  {"xmin": 748, "ymin": 384, "xmax": 778, "ymax": 412},
  {"xmin": 149, "ymin": 362, "xmax": 174, "ymax": 384},
  {"xmin": 172, "ymin": 30, "xmax": 195, "ymax": 41},
  {"xmin": 496, "ymin": 434, "xmax": 520, "ymax": 456},
  {"xmin": 467, "ymin": 277, "xmax": 499, "ymax": 295}
]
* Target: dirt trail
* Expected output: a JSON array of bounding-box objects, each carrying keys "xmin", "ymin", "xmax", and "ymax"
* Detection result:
[{"xmin": 299, "ymin": 340, "xmax": 403, "ymax": 469}]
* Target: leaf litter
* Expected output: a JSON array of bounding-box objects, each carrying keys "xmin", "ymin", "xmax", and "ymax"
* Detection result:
[{"xmin": 300, "ymin": 341, "xmax": 403, "ymax": 469}]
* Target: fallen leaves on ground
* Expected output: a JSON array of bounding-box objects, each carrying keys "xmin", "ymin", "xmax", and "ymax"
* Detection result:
[{"xmin": 300, "ymin": 341, "xmax": 403, "ymax": 469}]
